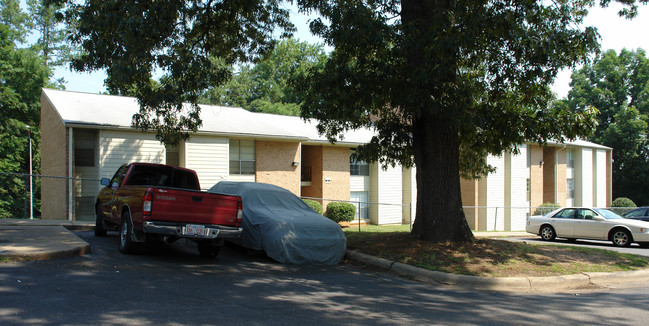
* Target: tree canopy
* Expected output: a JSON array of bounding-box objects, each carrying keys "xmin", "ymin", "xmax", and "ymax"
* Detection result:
[
  {"xmin": 0, "ymin": 23, "xmax": 51, "ymax": 218},
  {"xmin": 58, "ymin": 0, "xmax": 646, "ymax": 242},
  {"xmin": 563, "ymin": 49, "xmax": 649, "ymax": 204},
  {"xmin": 57, "ymin": 0, "xmax": 295, "ymax": 144},
  {"xmin": 200, "ymin": 38, "xmax": 328, "ymax": 116}
]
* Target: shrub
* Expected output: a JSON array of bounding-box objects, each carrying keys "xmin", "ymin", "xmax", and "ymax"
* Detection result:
[
  {"xmin": 611, "ymin": 197, "xmax": 637, "ymax": 215},
  {"xmin": 325, "ymin": 202, "xmax": 356, "ymax": 223},
  {"xmin": 611, "ymin": 197, "xmax": 636, "ymax": 208},
  {"xmin": 533, "ymin": 202, "xmax": 561, "ymax": 216},
  {"xmin": 302, "ymin": 199, "xmax": 323, "ymax": 215}
]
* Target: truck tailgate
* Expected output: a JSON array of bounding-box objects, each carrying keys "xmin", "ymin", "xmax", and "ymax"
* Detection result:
[{"xmin": 150, "ymin": 188, "xmax": 240, "ymax": 226}]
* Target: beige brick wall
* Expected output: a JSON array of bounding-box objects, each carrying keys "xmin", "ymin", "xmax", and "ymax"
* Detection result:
[
  {"xmin": 40, "ymin": 95, "xmax": 68, "ymax": 220},
  {"xmin": 255, "ymin": 140, "xmax": 300, "ymax": 195},
  {"xmin": 322, "ymin": 146, "xmax": 351, "ymax": 207},
  {"xmin": 543, "ymin": 147, "xmax": 556, "ymax": 203},
  {"xmin": 555, "ymin": 148, "xmax": 567, "ymax": 206},
  {"xmin": 460, "ymin": 178, "xmax": 479, "ymax": 230},
  {"xmin": 529, "ymin": 144, "xmax": 544, "ymax": 208},
  {"xmin": 298, "ymin": 145, "xmax": 350, "ymax": 213}
]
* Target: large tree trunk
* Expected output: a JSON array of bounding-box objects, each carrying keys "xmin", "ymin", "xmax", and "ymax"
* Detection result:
[
  {"xmin": 411, "ymin": 113, "xmax": 474, "ymax": 242},
  {"xmin": 403, "ymin": 0, "xmax": 474, "ymax": 242}
]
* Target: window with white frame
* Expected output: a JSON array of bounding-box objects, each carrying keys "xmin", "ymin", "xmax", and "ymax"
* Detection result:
[
  {"xmin": 567, "ymin": 178, "xmax": 575, "ymax": 199},
  {"xmin": 566, "ymin": 148, "xmax": 575, "ymax": 169},
  {"xmin": 350, "ymin": 191, "xmax": 369, "ymax": 219},
  {"xmin": 350, "ymin": 151, "xmax": 370, "ymax": 176},
  {"xmin": 229, "ymin": 139, "xmax": 255, "ymax": 175}
]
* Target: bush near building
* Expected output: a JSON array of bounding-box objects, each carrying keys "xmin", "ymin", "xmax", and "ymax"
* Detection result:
[
  {"xmin": 612, "ymin": 197, "xmax": 636, "ymax": 208},
  {"xmin": 325, "ymin": 202, "xmax": 356, "ymax": 223},
  {"xmin": 302, "ymin": 199, "xmax": 323, "ymax": 215},
  {"xmin": 611, "ymin": 197, "xmax": 637, "ymax": 215},
  {"xmin": 533, "ymin": 203, "xmax": 561, "ymax": 216}
]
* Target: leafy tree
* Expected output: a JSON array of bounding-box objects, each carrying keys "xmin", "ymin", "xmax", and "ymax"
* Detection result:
[
  {"xmin": 564, "ymin": 49, "xmax": 649, "ymax": 204},
  {"xmin": 27, "ymin": 0, "xmax": 75, "ymax": 68},
  {"xmin": 56, "ymin": 0, "xmax": 295, "ymax": 144},
  {"xmin": 200, "ymin": 38, "xmax": 328, "ymax": 116},
  {"xmin": 566, "ymin": 49, "xmax": 649, "ymax": 140},
  {"xmin": 57, "ymin": 0, "xmax": 644, "ymax": 242},
  {"xmin": 0, "ymin": 23, "xmax": 50, "ymax": 218},
  {"xmin": 0, "ymin": 0, "xmax": 31, "ymax": 43},
  {"xmin": 296, "ymin": 0, "xmax": 614, "ymax": 242}
]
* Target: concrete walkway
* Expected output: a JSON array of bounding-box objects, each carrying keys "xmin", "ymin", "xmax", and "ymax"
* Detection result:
[
  {"xmin": 2, "ymin": 219, "xmax": 647, "ymax": 292},
  {"xmin": 0, "ymin": 219, "xmax": 92, "ymax": 260}
]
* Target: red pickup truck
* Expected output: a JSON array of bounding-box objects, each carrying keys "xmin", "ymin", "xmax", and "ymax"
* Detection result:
[{"xmin": 95, "ymin": 163, "xmax": 243, "ymax": 257}]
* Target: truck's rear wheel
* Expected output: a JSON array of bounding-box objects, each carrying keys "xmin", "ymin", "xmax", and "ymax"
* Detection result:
[
  {"xmin": 95, "ymin": 204, "xmax": 107, "ymax": 237},
  {"xmin": 197, "ymin": 241, "xmax": 222, "ymax": 258},
  {"xmin": 119, "ymin": 211, "xmax": 139, "ymax": 254}
]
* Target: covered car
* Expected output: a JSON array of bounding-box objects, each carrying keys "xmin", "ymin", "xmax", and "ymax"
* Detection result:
[{"xmin": 208, "ymin": 181, "xmax": 346, "ymax": 265}]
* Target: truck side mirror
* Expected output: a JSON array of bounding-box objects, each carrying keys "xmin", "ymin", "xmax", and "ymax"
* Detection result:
[{"xmin": 100, "ymin": 178, "xmax": 110, "ymax": 186}]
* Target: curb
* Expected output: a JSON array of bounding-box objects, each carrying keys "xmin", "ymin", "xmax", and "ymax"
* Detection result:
[
  {"xmin": 345, "ymin": 250, "xmax": 647, "ymax": 292},
  {"xmin": 0, "ymin": 225, "xmax": 91, "ymax": 260}
]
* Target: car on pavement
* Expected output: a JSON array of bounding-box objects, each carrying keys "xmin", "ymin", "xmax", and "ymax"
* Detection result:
[
  {"xmin": 208, "ymin": 181, "xmax": 346, "ymax": 265},
  {"xmin": 622, "ymin": 207, "xmax": 649, "ymax": 222},
  {"xmin": 526, "ymin": 207, "xmax": 649, "ymax": 247}
]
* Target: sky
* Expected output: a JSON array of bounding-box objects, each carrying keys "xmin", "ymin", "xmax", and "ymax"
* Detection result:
[{"xmin": 52, "ymin": 3, "xmax": 649, "ymax": 99}]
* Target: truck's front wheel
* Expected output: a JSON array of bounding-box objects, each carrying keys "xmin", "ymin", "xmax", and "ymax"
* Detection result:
[
  {"xmin": 119, "ymin": 212, "xmax": 139, "ymax": 254},
  {"xmin": 197, "ymin": 241, "xmax": 222, "ymax": 258}
]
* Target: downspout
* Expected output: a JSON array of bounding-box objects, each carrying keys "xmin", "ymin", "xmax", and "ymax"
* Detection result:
[{"xmin": 555, "ymin": 145, "xmax": 567, "ymax": 206}]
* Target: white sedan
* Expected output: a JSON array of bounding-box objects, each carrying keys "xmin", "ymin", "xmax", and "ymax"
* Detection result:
[{"xmin": 526, "ymin": 208, "xmax": 649, "ymax": 247}]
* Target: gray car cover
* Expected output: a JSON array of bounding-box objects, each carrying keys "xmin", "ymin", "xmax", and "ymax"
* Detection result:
[{"xmin": 208, "ymin": 181, "xmax": 346, "ymax": 265}]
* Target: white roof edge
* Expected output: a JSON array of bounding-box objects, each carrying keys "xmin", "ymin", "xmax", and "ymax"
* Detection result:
[
  {"xmin": 544, "ymin": 138, "xmax": 612, "ymax": 150},
  {"xmin": 43, "ymin": 88, "xmax": 611, "ymax": 151}
]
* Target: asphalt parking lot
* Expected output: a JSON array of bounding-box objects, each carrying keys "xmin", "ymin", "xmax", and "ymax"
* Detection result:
[{"xmin": 3, "ymin": 230, "xmax": 649, "ymax": 325}]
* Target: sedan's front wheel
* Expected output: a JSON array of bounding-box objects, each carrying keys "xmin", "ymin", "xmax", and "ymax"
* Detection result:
[
  {"xmin": 611, "ymin": 229, "xmax": 632, "ymax": 247},
  {"xmin": 540, "ymin": 225, "xmax": 556, "ymax": 241}
]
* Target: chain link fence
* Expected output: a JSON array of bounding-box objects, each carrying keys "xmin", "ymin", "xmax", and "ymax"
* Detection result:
[
  {"xmin": 0, "ymin": 171, "xmax": 101, "ymax": 221},
  {"xmin": 300, "ymin": 197, "xmax": 642, "ymax": 233},
  {"xmin": 2, "ymin": 170, "xmax": 642, "ymax": 227}
]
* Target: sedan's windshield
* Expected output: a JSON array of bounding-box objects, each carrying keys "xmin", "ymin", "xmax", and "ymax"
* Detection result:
[{"xmin": 594, "ymin": 209, "xmax": 623, "ymax": 220}]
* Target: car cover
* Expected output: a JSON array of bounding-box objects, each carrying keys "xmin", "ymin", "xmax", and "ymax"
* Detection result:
[{"xmin": 208, "ymin": 181, "xmax": 346, "ymax": 265}]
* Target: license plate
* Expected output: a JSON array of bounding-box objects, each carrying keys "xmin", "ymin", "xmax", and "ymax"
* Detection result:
[{"xmin": 184, "ymin": 224, "xmax": 205, "ymax": 236}]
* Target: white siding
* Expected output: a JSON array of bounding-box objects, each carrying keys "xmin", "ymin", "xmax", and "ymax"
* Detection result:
[
  {"xmin": 350, "ymin": 175, "xmax": 370, "ymax": 192},
  {"xmin": 376, "ymin": 164, "xmax": 403, "ymax": 224},
  {"xmin": 411, "ymin": 166, "xmax": 417, "ymax": 221},
  {"xmin": 401, "ymin": 167, "xmax": 416, "ymax": 225},
  {"xmin": 99, "ymin": 130, "xmax": 164, "ymax": 179},
  {"xmin": 73, "ymin": 166, "xmax": 100, "ymax": 197},
  {"xmin": 480, "ymin": 155, "xmax": 505, "ymax": 231},
  {"xmin": 228, "ymin": 174, "xmax": 256, "ymax": 182},
  {"xmin": 401, "ymin": 166, "xmax": 417, "ymax": 225},
  {"xmin": 185, "ymin": 135, "xmax": 228, "ymax": 190},
  {"xmin": 509, "ymin": 147, "xmax": 528, "ymax": 231},
  {"xmin": 73, "ymin": 166, "xmax": 100, "ymax": 220},
  {"xmin": 580, "ymin": 148, "xmax": 593, "ymax": 207},
  {"xmin": 595, "ymin": 149, "xmax": 607, "ymax": 207}
]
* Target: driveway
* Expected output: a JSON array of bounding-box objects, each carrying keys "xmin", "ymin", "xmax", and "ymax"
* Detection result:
[{"xmin": 1, "ymin": 230, "xmax": 649, "ymax": 325}]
